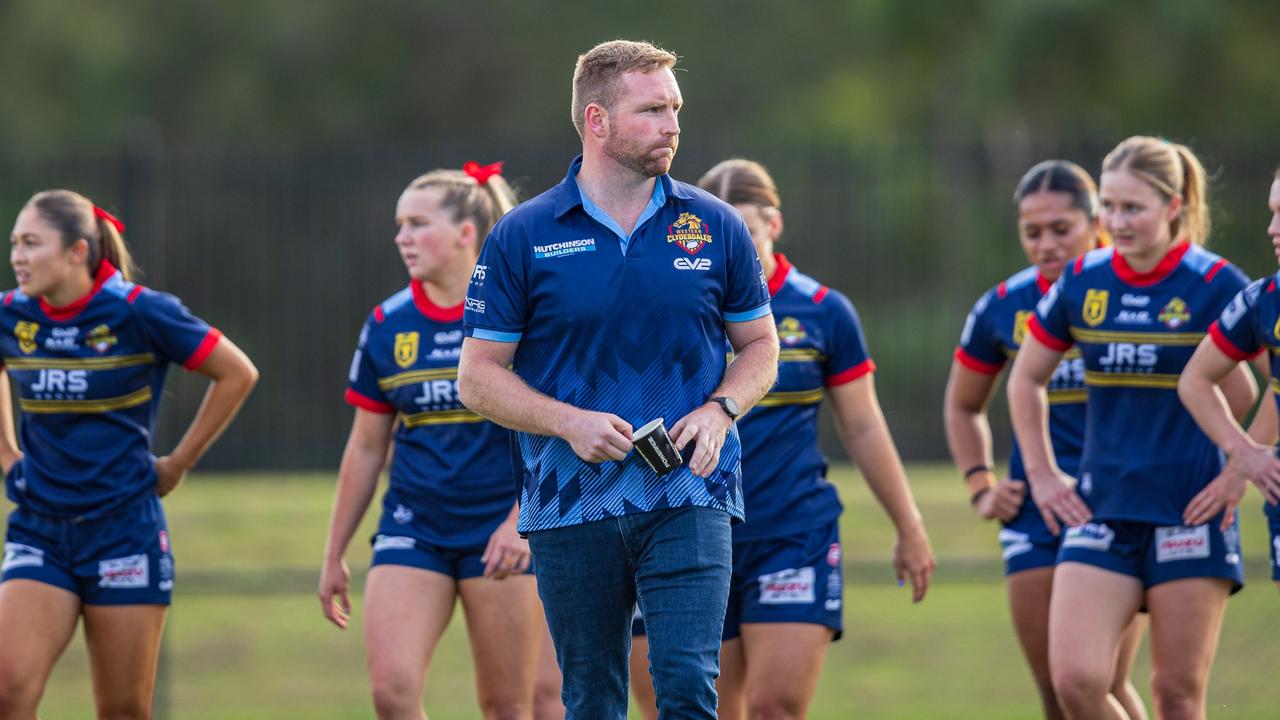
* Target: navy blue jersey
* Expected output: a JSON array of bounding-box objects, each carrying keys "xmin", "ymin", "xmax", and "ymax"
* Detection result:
[
  {"xmin": 956, "ymin": 266, "xmax": 1086, "ymax": 481},
  {"xmin": 1, "ymin": 263, "xmax": 221, "ymax": 519},
  {"xmin": 734, "ymin": 255, "xmax": 869, "ymax": 542},
  {"xmin": 1030, "ymin": 243, "xmax": 1249, "ymax": 525},
  {"xmin": 464, "ymin": 156, "xmax": 772, "ymax": 533},
  {"xmin": 346, "ymin": 282, "xmax": 515, "ymax": 549}
]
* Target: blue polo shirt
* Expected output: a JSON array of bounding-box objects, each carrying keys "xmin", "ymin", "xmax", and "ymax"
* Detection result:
[{"xmin": 464, "ymin": 156, "xmax": 772, "ymax": 533}]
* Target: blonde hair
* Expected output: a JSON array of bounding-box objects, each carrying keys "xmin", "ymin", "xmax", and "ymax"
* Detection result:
[
  {"xmin": 697, "ymin": 159, "xmax": 781, "ymax": 209},
  {"xmin": 571, "ymin": 40, "xmax": 678, "ymax": 138},
  {"xmin": 1103, "ymin": 136, "xmax": 1210, "ymax": 246},
  {"xmin": 27, "ymin": 189, "xmax": 137, "ymax": 280},
  {"xmin": 405, "ymin": 169, "xmax": 517, "ymax": 243}
]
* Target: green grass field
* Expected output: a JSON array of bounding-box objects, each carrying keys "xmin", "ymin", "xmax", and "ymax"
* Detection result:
[{"xmin": 10, "ymin": 465, "xmax": 1279, "ymax": 719}]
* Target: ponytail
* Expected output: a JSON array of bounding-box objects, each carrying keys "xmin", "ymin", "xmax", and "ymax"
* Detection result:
[
  {"xmin": 1171, "ymin": 143, "xmax": 1210, "ymax": 246},
  {"xmin": 1102, "ymin": 136, "xmax": 1212, "ymax": 246},
  {"xmin": 95, "ymin": 215, "xmax": 137, "ymax": 281},
  {"xmin": 27, "ymin": 189, "xmax": 140, "ymax": 280}
]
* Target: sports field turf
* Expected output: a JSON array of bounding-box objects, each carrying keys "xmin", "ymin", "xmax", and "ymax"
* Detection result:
[{"xmin": 11, "ymin": 464, "xmax": 1278, "ymax": 719}]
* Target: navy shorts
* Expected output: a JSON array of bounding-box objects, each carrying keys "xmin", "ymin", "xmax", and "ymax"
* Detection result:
[
  {"xmin": 633, "ymin": 521, "xmax": 843, "ymax": 641},
  {"xmin": 1057, "ymin": 518, "xmax": 1244, "ymax": 592},
  {"xmin": 2, "ymin": 496, "xmax": 174, "ymax": 605},
  {"xmin": 1265, "ymin": 502, "xmax": 1280, "ymax": 582},
  {"xmin": 369, "ymin": 500, "xmax": 531, "ymax": 581},
  {"xmin": 999, "ymin": 497, "xmax": 1060, "ymax": 576}
]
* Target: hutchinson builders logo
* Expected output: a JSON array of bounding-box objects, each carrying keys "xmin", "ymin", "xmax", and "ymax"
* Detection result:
[{"xmin": 667, "ymin": 212, "xmax": 713, "ymax": 255}]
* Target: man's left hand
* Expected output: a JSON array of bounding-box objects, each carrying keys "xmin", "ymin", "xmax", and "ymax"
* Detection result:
[{"xmin": 670, "ymin": 402, "xmax": 733, "ymax": 478}]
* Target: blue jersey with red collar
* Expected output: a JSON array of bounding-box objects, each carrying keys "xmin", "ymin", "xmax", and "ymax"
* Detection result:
[
  {"xmin": 1029, "ymin": 243, "xmax": 1249, "ymax": 524},
  {"xmin": 1, "ymin": 263, "xmax": 222, "ymax": 519},
  {"xmin": 734, "ymin": 256, "xmax": 870, "ymax": 542},
  {"xmin": 347, "ymin": 282, "xmax": 515, "ymax": 549},
  {"xmin": 464, "ymin": 156, "xmax": 772, "ymax": 533},
  {"xmin": 956, "ymin": 265, "xmax": 1086, "ymax": 481}
]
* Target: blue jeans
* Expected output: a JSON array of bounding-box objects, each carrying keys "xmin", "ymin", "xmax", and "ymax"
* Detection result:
[{"xmin": 528, "ymin": 506, "xmax": 732, "ymax": 719}]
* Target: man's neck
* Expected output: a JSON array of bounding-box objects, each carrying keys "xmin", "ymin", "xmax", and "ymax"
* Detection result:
[{"xmin": 577, "ymin": 150, "xmax": 658, "ymax": 235}]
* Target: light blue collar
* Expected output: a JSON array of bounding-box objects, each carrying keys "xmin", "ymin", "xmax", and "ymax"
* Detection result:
[{"xmin": 574, "ymin": 176, "xmax": 667, "ymax": 254}]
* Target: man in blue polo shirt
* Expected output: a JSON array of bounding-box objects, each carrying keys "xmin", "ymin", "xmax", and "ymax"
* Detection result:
[{"xmin": 458, "ymin": 40, "xmax": 778, "ymax": 719}]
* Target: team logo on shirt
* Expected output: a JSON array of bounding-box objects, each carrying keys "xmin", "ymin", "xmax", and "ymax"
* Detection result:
[
  {"xmin": 1082, "ymin": 289, "xmax": 1109, "ymax": 327},
  {"xmin": 394, "ymin": 332, "xmax": 419, "ymax": 369},
  {"xmin": 667, "ymin": 212, "xmax": 713, "ymax": 255},
  {"xmin": 14, "ymin": 321, "xmax": 39, "ymax": 354},
  {"xmin": 1157, "ymin": 298, "xmax": 1191, "ymax": 329},
  {"xmin": 1273, "ymin": 313, "xmax": 1280, "ymax": 342},
  {"xmin": 1013, "ymin": 311, "xmax": 1032, "ymax": 345},
  {"xmin": 86, "ymin": 325, "xmax": 118, "ymax": 354},
  {"xmin": 778, "ymin": 317, "xmax": 808, "ymax": 345}
]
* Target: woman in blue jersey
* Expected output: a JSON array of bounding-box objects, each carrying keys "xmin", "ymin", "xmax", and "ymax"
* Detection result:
[
  {"xmin": 1009, "ymin": 137, "xmax": 1260, "ymax": 720},
  {"xmin": 1180, "ymin": 164, "xmax": 1280, "ymax": 593},
  {"xmin": 318, "ymin": 163, "xmax": 561, "ymax": 720},
  {"xmin": 945, "ymin": 160, "xmax": 1147, "ymax": 720},
  {"xmin": 0, "ymin": 190, "xmax": 259, "ymax": 717},
  {"xmin": 632, "ymin": 158, "xmax": 936, "ymax": 720}
]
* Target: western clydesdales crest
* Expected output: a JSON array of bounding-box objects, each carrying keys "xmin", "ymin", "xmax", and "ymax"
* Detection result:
[{"xmin": 667, "ymin": 212, "xmax": 713, "ymax": 255}]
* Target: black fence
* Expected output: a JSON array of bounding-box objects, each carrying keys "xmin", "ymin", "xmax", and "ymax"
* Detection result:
[{"xmin": 4, "ymin": 137, "xmax": 1279, "ymax": 469}]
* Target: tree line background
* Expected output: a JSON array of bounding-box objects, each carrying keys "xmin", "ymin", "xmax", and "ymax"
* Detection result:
[{"xmin": 2, "ymin": 0, "xmax": 1279, "ymax": 469}]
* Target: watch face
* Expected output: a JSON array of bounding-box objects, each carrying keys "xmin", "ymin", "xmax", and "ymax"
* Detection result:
[{"xmin": 718, "ymin": 396, "xmax": 739, "ymax": 418}]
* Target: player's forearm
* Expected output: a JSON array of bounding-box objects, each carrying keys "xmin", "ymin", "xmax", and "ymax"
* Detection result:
[
  {"xmin": 324, "ymin": 444, "xmax": 385, "ymax": 562},
  {"xmin": 944, "ymin": 399, "xmax": 994, "ymax": 476},
  {"xmin": 1179, "ymin": 370, "xmax": 1256, "ymax": 457},
  {"xmin": 0, "ymin": 371, "xmax": 20, "ymax": 472},
  {"xmin": 840, "ymin": 418, "xmax": 925, "ymax": 533},
  {"xmin": 167, "ymin": 353, "xmax": 258, "ymax": 470},
  {"xmin": 1247, "ymin": 388, "xmax": 1278, "ymax": 446},
  {"xmin": 458, "ymin": 357, "xmax": 581, "ymax": 438},
  {"xmin": 714, "ymin": 333, "xmax": 778, "ymax": 413},
  {"xmin": 1219, "ymin": 361, "xmax": 1260, "ymax": 422}
]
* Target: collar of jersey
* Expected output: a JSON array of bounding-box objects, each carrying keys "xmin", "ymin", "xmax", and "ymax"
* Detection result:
[
  {"xmin": 410, "ymin": 281, "xmax": 463, "ymax": 323},
  {"xmin": 39, "ymin": 261, "xmax": 117, "ymax": 321},
  {"xmin": 767, "ymin": 253, "xmax": 794, "ymax": 296},
  {"xmin": 1035, "ymin": 271, "xmax": 1053, "ymax": 294},
  {"xmin": 1110, "ymin": 240, "xmax": 1190, "ymax": 287},
  {"xmin": 553, "ymin": 155, "xmax": 693, "ymax": 224}
]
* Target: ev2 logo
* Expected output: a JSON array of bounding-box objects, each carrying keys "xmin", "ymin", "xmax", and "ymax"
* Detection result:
[{"xmin": 673, "ymin": 257, "xmax": 712, "ymax": 271}]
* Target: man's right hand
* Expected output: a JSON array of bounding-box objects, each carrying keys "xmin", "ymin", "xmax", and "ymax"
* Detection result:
[{"xmin": 561, "ymin": 409, "xmax": 634, "ymax": 462}]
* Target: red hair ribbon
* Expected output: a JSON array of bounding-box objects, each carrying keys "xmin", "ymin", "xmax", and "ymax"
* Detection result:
[
  {"xmin": 463, "ymin": 161, "xmax": 504, "ymax": 185},
  {"xmin": 93, "ymin": 206, "xmax": 126, "ymax": 234}
]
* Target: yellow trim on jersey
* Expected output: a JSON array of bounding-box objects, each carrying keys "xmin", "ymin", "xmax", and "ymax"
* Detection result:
[
  {"xmin": 1068, "ymin": 328, "xmax": 1204, "ymax": 346},
  {"xmin": 778, "ymin": 348, "xmax": 824, "ymax": 363},
  {"xmin": 756, "ymin": 388, "xmax": 824, "ymax": 407},
  {"xmin": 1048, "ymin": 389, "xmax": 1087, "ymax": 404},
  {"xmin": 3, "ymin": 353, "xmax": 155, "ymax": 371},
  {"xmin": 377, "ymin": 367, "xmax": 457, "ymax": 391},
  {"xmin": 1003, "ymin": 347, "xmax": 1083, "ymax": 360},
  {"xmin": 20, "ymin": 386, "xmax": 152, "ymax": 414},
  {"xmin": 1084, "ymin": 371, "xmax": 1179, "ymax": 389},
  {"xmin": 400, "ymin": 408, "xmax": 485, "ymax": 427},
  {"xmin": 1270, "ymin": 377, "xmax": 1280, "ymax": 394}
]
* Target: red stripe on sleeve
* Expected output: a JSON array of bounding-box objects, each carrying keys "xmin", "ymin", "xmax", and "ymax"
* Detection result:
[
  {"xmin": 1026, "ymin": 315, "xmax": 1073, "ymax": 352},
  {"xmin": 1208, "ymin": 322, "xmax": 1259, "ymax": 362},
  {"xmin": 182, "ymin": 328, "xmax": 224, "ymax": 370},
  {"xmin": 126, "ymin": 286, "xmax": 145, "ymax": 304},
  {"xmin": 373, "ymin": 305, "xmax": 385, "ymax": 323},
  {"xmin": 953, "ymin": 347, "xmax": 1005, "ymax": 375},
  {"xmin": 345, "ymin": 388, "xmax": 395, "ymax": 414},
  {"xmin": 1204, "ymin": 258, "xmax": 1228, "ymax": 283},
  {"xmin": 812, "ymin": 286, "xmax": 829, "ymax": 304},
  {"xmin": 826, "ymin": 359, "xmax": 876, "ymax": 387}
]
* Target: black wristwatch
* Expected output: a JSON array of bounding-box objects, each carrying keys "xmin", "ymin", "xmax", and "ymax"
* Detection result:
[{"xmin": 710, "ymin": 396, "xmax": 740, "ymax": 421}]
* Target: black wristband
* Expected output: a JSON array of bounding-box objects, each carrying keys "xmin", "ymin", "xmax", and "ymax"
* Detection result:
[
  {"xmin": 963, "ymin": 464, "xmax": 994, "ymax": 480},
  {"xmin": 969, "ymin": 486, "xmax": 992, "ymax": 506}
]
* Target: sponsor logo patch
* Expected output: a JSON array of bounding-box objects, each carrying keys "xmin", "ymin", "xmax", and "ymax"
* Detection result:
[
  {"xmin": 14, "ymin": 321, "xmax": 39, "ymax": 355},
  {"xmin": 2, "ymin": 542, "xmax": 44, "ymax": 571},
  {"xmin": 1083, "ymin": 289, "xmax": 1109, "ymax": 327},
  {"xmin": 99, "ymin": 554, "xmax": 149, "ymax": 589},
  {"xmin": 1121, "ymin": 294, "xmax": 1151, "ymax": 307},
  {"xmin": 534, "ymin": 239, "xmax": 596, "ymax": 259},
  {"xmin": 373, "ymin": 535, "xmax": 415, "ymax": 552},
  {"xmin": 780, "ymin": 317, "xmax": 809, "ymax": 346},
  {"xmin": 1157, "ymin": 297, "xmax": 1191, "ymax": 329},
  {"xmin": 1062, "ymin": 523, "xmax": 1114, "ymax": 551},
  {"xmin": 158, "ymin": 530, "xmax": 170, "ymax": 553},
  {"xmin": 667, "ymin": 212, "xmax": 713, "ymax": 255},
  {"xmin": 998, "ymin": 529, "xmax": 1033, "ymax": 560},
  {"xmin": 758, "ymin": 567, "xmax": 816, "ymax": 605},
  {"xmin": 86, "ymin": 324, "xmax": 118, "ymax": 354},
  {"xmin": 826, "ymin": 542, "xmax": 842, "ymax": 567},
  {"xmin": 1115, "ymin": 310, "xmax": 1152, "ymax": 325},
  {"xmin": 433, "ymin": 330, "xmax": 463, "ymax": 345},
  {"xmin": 394, "ymin": 332, "xmax": 419, "ymax": 369},
  {"xmin": 393, "ymin": 504, "xmax": 414, "ymax": 525},
  {"xmin": 1155, "ymin": 525, "xmax": 1211, "ymax": 563},
  {"xmin": 673, "ymin": 257, "xmax": 712, "ymax": 271},
  {"xmin": 464, "ymin": 297, "xmax": 486, "ymax": 314},
  {"xmin": 45, "ymin": 326, "xmax": 79, "ymax": 351}
]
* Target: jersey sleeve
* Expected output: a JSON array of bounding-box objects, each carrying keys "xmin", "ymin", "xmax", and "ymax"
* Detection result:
[
  {"xmin": 344, "ymin": 315, "xmax": 394, "ymax": 413},
  {"xmin": 1028, "ymin": 276, "xmax": 1073, "ymax": 352},
  {"xmin": 464, "ymin": 220, "xmax": 528, "ymax": 343},
  {"xmin": 722, "ymin": 215, "xmax": 771, "ymax": 323},
  {"xmin": 1209, "ymin": 276, "xmax": 1267, "ymax": 361},
  {"xmin": 822, "ymin": 291, "xmax": 876, "ymax": 386},
  {"xmin": 133, "ymin": 290, "xmax": 222, "ymax": 370},
  {"xmin": 954, "ymin": 289, "xmax": 1006, "ymax": 374}
]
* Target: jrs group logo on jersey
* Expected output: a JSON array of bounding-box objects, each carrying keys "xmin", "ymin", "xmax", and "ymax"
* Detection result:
[
  {"xmin": 1083, "ymin": 289, "xmax": 1109, "ymax": 327},
  {"xmin": 14, "ymin": 321, "xmax": 39, "ymax": 354},
  {"xmin": 667, "ymin": 212, "xmax": 713, "ymax": 255},
  {"xmin": 394, "ymin": 332, "xmax": 419, "ymax": 369}
]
